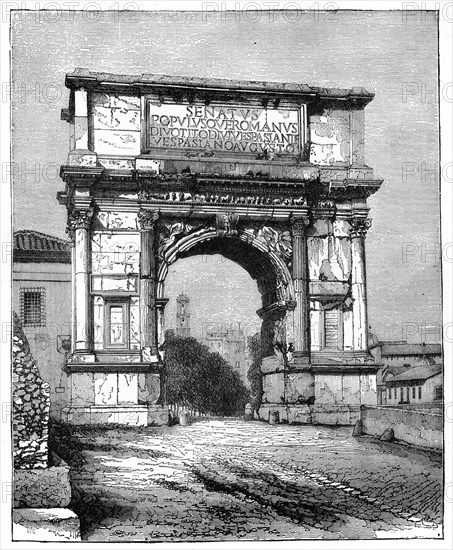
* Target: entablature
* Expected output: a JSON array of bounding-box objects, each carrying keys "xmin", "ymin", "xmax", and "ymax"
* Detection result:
[{"xmin": 60, "ymin": 69, "xmax": 379, "ymax": 175}]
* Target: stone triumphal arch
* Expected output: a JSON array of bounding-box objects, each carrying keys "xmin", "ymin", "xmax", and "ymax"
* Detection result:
[{"xmin": 58, "ymin": 69, "xmax": 382, "ymax": 426}]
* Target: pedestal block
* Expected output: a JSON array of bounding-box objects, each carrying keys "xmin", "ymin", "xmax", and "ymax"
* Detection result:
[{"xmin": 62, "ymin": 364, "xmax": 167, "ymax": 426}]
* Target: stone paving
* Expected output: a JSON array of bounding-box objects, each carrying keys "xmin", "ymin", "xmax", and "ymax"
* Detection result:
[{"xmin": 51, "ymin": 419, "xmax": 443, "ymax": 542}]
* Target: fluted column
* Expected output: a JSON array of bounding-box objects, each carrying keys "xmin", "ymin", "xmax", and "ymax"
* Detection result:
[
  {"xmin": 67, "ymin": 208, "xmax": 93, "ymax": 353},
  {"xmin": 290, "ymin": 216, "xmax": 310, "ymax": 362},
  {"xmin": 350, "ymin": 218, "xmax": 372, "ymax": 352},
  {"xmin": 138, "ymin": 209, "xmax": 159, "ymax": 362}
]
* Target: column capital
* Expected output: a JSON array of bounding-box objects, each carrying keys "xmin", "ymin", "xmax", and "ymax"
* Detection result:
[
  {"xmin": 289, "ymin": 214, "xmax": 310, "ymax": 237},
  {"xmin": 138, "ymin": 208, "xmax": 159, "ymax": 231},
  {"xmin": 350, "ymin": 218, "xmax": 372, "ymax": 239},
  {"xmin": 67, "ymin": 207, "xmax": 94, "ymax": 242}
]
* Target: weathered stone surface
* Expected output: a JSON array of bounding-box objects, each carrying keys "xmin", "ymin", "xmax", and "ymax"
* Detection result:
[
  {"xmin": 138, "ymin": 372, "xmax": 161, "ymax": 405},
  {"xmin": 14, "ymin": 452, "xmax": 71, "ymax": 508},
  {"xmin": 12, "ymin": 313, "xmax": 50, "ymax": 470},
  {"xmin": 343, "ymin": 310, "xmax": 354, "ymax": 350},
  {"xmin": 91, "ymin": 232, "xmax": 140, "ymax": 274},
  {"xmin": 95, "ymin": 211, "xmax": 138, "ymax": 230},
  {"xmin": 94, "ymin": 129, "xmax": 141, "ymax": 155},
  {"xmin": 286, "ymin": 372, "xmax": 315, "ymax": 404},
  {"xmin": 91, "ymin": 92, "xmax": 141, "ymax": 110},
  {"xmin": 67, "ymin": 150, "xmax": 97, "ymax": 167},
  {"xmin": 93, "ymin": 106, "xmax": 140, "ymax": 132},
  {"xmin": 98, "ymin": 157, "xmax": 135, "ymax": 170},
  {"xmin": 61, "ymin": 405, "xmax": 167, "ymax": 425},
  {"xmin": 333, "ymin": 219, "xmax": 351, "ymax": 237},
  {"xmin": 361, "ymin": 406, "xmax": 442, "ymax": 449},
  {"xmin": 309, "ymin": 110, "xmax": 350, "ymax": 166},
  {"xmin": 311, "ymin": 404, "xmax": 362, "ymax": 426},
  {"xmin": 309, "ymin": 281, "xmax": 349, "ymax": 296},
  {"xmin": 118, "ymin": 373, "xmax": 138, "ymax": 404},
  {"xmin": 261, "ymin": 372, "xmax": 285, "ymax": 404},
  {"xmin": 136, "ymin": 158, "xmax": 161, "ymax": 173},
  {"xmin": 306, "ymin": 219, "xmax": 333, "ymax": 237},
  {"xmin": 308, "ymin": 237, "xmax": 328, "ymax": 280},
  {"xmin": 94, "ymin": 373, "xmax": 118, "ymax": 406},
  {"xmin": 260, "ymin": 355, "xmax": 284, "ymax": 374},
  {"xmin": 308, "ymin": 236, "xmax": 350, "ymax": 282},
  {"xmin": 13, "ymin": 508, "xmax": 81, "ymax": 541},
  {"xmin": 70, "ymin": 372, "xmax": 95, "ymax": 406},
  {"xmin": 314, "ymin": 373, "xmax": 377, "ymax": 409},
  {"xmin": 287, "ymin": 404, "xmax": 312, "ymax": 424}
]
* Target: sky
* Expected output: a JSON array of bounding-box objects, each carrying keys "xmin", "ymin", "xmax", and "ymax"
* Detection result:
[{"xmin": 10, "ymin": 9, "xmax": 441, "ymax": 342}]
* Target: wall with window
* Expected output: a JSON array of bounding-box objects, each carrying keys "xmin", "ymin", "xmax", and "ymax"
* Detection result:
[
  {"xmin": 13, "ymin": 261, "xmax": 71, "ymax": 420},
  {"xmin": 386, "ymin": 373, "xmax": 442, "ymax": 405},
  {"xmin": 424, "ymin": 373, "xmax": 443, "ymax": 403}
]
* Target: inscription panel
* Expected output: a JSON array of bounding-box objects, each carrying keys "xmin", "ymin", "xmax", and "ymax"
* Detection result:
[{"xmin": 146, "ymin": 100, "xmax": 305, "ymax": 159}]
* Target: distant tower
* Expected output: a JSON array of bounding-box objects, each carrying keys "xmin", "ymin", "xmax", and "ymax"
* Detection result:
[{"xmin": 176, "ymin": 294, "xmax": 190, "ymax": 337}]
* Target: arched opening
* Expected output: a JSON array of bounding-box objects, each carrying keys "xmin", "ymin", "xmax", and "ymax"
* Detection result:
[
  {"xmin": 157, "ymin": 231, "xmax": 295, "ymax": 416},
  {"xmin": 164, "ymin": 254, "xmax": 261, "ymax": 351},
  {"xmin": 158, "ymin": 232, "xmax": 294, "ymax": 353}
]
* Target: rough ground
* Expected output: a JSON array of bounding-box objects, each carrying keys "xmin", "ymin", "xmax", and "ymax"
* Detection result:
[{"xmin": 50, "ymin": 419, "xmax": 443, "ymax": 542}]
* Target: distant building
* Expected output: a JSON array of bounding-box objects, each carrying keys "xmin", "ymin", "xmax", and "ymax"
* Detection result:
[
  {"xmin": 200, "ymin": 323, "xmax": 250, "ymax": 385},
  {"xmin": 385, "ymin": 364, "xmax": 443, "ymax": 406},
  {"xmin": 176, "ymin": 294, "xmax": 190, "ymax": 338},
  {"xmin": 12, "ymin": 230, "xmax": 72, "ymax": 420},
  {"xmin": 369, "ymin": 335, "xmax": 442, "ymax": 405}
]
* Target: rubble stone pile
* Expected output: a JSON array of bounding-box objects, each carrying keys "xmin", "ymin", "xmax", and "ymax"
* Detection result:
[{"xmin": 12, "ymin": 312, "xmax": 50, "ymax": 469}]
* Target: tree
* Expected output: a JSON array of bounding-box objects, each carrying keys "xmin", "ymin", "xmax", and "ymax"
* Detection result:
[
  {"xmin": 247, "ymin": 332, "xmax": 263, "ymax": 414},
  {"xmin": 163, "ymin": 333, "xmax": 250, "ymax": 416}
]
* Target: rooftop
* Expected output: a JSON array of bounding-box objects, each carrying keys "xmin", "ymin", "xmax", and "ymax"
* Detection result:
[
  {"xmin": 386, "ymin": 364, "xmax": 442, "ymax": 385},
  {"xmin": 380, "ymin": 343, "xmax": 442, "ymax": 356},
  {"xmin": 14, "ymin": 230, "xmax": 71, "ymax": 264}
]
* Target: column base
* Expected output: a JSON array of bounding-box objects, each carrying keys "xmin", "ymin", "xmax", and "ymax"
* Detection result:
[{"xmin": 61, "ymin": 404, "xmax": 168, "ymax": 426}]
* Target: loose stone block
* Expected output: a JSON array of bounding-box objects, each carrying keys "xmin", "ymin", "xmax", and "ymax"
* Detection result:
[
  {"xmin": 14, "ymin": 452, "xmax": 71, "ymax": 508},
  {"xmin": 13, "ymin": 508, "xmax": 81, "ymax": 541}
]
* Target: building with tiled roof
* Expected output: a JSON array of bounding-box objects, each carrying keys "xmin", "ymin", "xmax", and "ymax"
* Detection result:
[
  {"xmin": 13, "ymin": 230, "xmax": 72, "ymax": 420},
  {"xmin": 387, "ymin": 364, "xmax": 442, "ymax": 385},
  {"xmin": 369, "ymin": 334, "xmax": 442, "ymax": 405},
  {"xmin": 14, "ymin": 230, "xmax": 71, "ymax": 263},
  {"xmin": 385, "ymin": 364, "xmax": 443, "ymax": 406}
]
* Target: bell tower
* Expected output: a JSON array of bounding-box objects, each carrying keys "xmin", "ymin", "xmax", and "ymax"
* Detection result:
[{"xmin": 176, "ymin": 294, "xmax": 190, "ymax": 338}]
